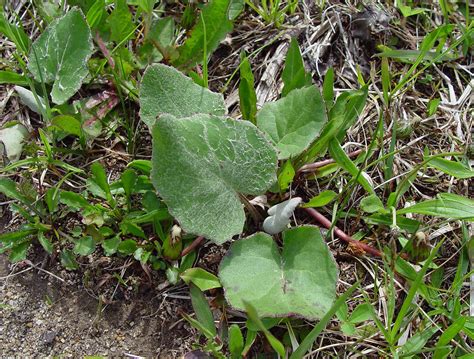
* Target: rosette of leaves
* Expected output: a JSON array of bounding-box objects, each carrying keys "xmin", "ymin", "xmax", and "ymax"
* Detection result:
[{"xmin": 141, "ymin": 64, "xmax": 278, "ymax": 244}]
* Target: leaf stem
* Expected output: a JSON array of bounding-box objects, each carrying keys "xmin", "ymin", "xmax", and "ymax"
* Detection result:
[
  {"xmin": 181, "ymin": 236, "xmax": 205, "ymax": 257},
  {"xmin": 303, "ymin": 207, "xmax": 382, "ymax": 257}
]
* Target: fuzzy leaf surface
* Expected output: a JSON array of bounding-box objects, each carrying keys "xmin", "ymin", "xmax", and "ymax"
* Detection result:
[
  {"xmin": 27, "ymin": 8, "xmax": 93, "ymax": 104},
  {"xmin": 257, "ymin": 86, "xmax": 326, "ymax": 159},
  {"xmin": 140, "ymin": 63, "xmax": 225, "ymax": 127},
  {"xmin": 219, "ymin": 226, "xmax": 338, "ymax": 320},
  {"xmin": 151, "ymin": 114, "xmax": 277, "ymax": 244}
]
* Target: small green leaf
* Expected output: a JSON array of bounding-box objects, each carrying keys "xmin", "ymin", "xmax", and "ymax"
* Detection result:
[
  {"xmin": 27, "ymin": 8, "xmax": 93, "ymax": 104},
  {"xmin": 397, "ymin": 3, "xmax": 427, "ymax": 17},
  {"xmin": 180, "ymin": 268, "xmax": 221, "ymax": 291},
  {"xmin": 121, "ymin": 169, "xmax": 137, "ymax": 199},
  {"xmin": 360, "ymin": 194, "xmax": 386, "ymax": 213},
  {"xmin": 398, "ymin": 193, "xmax": 474, "ymax": 220},
  {"xmin": 139, "ymin": 63, "xmax": 225, "ymax": 127},
  {"xmin": 117, "ymin": 239, "xmax": 138, "ymax": 255},
  {"xmin": 322, "ymin": 68, "xmax": 334, "ymax": 108},
  {"xmin": 60, "ymin": 191, "xmax": 91, "ymax": 210},
  {"xmin": 277, "ymin": 159, "xmax": 295, "ymax": 191},
  {"xmin": 228, "ymin": 324, "xmax": 244, "ymax": 359},
  {"xmin": 228, "ymin": 0, "xmax": 244, "ymax": 20},
  {"xmin": 127, "ymin": 160, "xmax": 152, "ymax": 175},
  {"xmin": 427, "ymin": 157, "xmax": 474, "ymax": 179},
  {"xmin": 0, "ymin": 13, "xmax": 31, "ymax": 54},
  {"xmin": 151, "ymin": 114, "xmax": 277, "ymax": 244},
  {"xmin": 102, "ymin": 236, "xmax": 121, "ymax": 256},
  {"xmin": 45, "ymin": 187, "xmax": 59, "ymax": 214},
  {"xmin": 399, "ymin": 326, "xmax": 438, "ymax": 356},
  {"xmin": 302, "ymin": 190, "xmax": 337, "ymax": 208},
  {"xmin": 172, "ymin": 0, "xmax": 233, "ymax": 69},
  {"xmin": 0, "ymin": 229, "xmax": 35, "ymax": 244},
  {"xmin": 0, "ymin": 71, "xmax": 28, "ymax": 85},
  {"xmin": 50, "ymin": 115, "xmax": 82, "ymax": 137},
  {"xmin": 9, "ymin": 241, "xmax": 30, "ymax": 262},
  {"xmin": 281, "ymin": 38, "xmax": 312, "ymax": 97},
  {"xmin": 328, "ymin": 139, "xmax": 374, "ymax": 194},
  {"xmin": 257, "ymin": 86, "xmax": 327, "ymax": 159},
  {"xmin": 433, "ymin": 316, "xmax": 466, "ymax": 359},
  {"xmin": 367, "ymin": 213, "xmax": 420, "ymax": 233},
  {"xmin": 238, "ymin": 54, "xmax": 257, "ymax": 124},
  {"xmin": 0, "ymin": 178, "xmax": 29, "ymax": 204},
  {"xmin": 303, "ymin": 88, "xmax": 368, "ymax": 162},
  {"xmin": 348, "ymin": 303, "xmax": 374, "ymax": 323},
  {"xmin": 86, "ymin": 0, "xmax": 107, "ymax": 29},
  {"xmin": 107, "ymin": 0, "xmax": 135, "ymax": 43},
  {"xmin": 90, "ymin": 162, "xmax": 113, "ymax": 204},
  {"xmin": 189, "ymin": 284, "xmax": 217, "ymax": 338},
  {"xmin": 427, "ymin": 98, "xmax": 440, "ymax": 116},
  {"xmin": 162, "ymin": 231, "xmax": 182, "ymax": 260},
  {"xmin": 38, "ymin": 231, "xmax": 53, "ymax": 254},
  {"xmin": 60, "ymin": 249, "xmax": 79, "ymax": 270},
  {"xmin": 73, "ymin": 236, "xmax": 96, "ymax": 256},
  {"xmin": 219, "ymin": 226, "xmax": 338, "ymax": 320},
  {"xmin": 243, "ymin": 301, "xmax": 285, "ymax": 357}
]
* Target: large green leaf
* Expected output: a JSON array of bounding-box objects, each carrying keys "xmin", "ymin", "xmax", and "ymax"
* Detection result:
[
  {"xmin": 219, "ymin": 226, "xmax": 338, "ymax": 320},
  {"xmin": 151, "ymin": 114, "xmax": 277, "ymax": 244},
  {"xmin": 172, "ymin": 0, "xmax": 233, "ymax": 69},
  {"xmin": 398, "ymin": 193, "xmax": 474, "ymax": 220},
  {"xmin": 139, "ymin": 63, "xmax": 226, "ymax": 127},
  {"xmin": 257, "ymin": 86, "xmax": 326, "ymax": 159},
  {"xmin": 27, "ymin": 8, "xmax": 93, "ymax": 104}
]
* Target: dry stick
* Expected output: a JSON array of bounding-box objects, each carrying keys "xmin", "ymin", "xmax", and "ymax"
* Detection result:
[
  {"xmin": 181, "ymin": 236, "xmax": 205, "ymax": 257},
  {"xmin": 303, "ymin": 207, "xmax": 382, "ymax": 257}
]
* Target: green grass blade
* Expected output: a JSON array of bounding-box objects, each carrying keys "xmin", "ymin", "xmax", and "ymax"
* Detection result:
[{"xmin": 390, "ymin": 239, "xmax": 444, "ymax": 343}]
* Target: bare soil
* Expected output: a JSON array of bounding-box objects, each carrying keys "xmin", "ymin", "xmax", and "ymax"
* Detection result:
[{"xmin": 0, "ymin": 254, "xmax": 195, "ymax": 357}]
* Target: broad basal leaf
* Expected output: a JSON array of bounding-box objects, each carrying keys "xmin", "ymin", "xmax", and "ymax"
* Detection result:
[
  {"xmin": 27, "ymin": 8, "xmax": 93, "ymax": 104},
  {"xmin": 140, "ymin": 63, "xmax": 226, "ymax": 127},
  {"xmin": 151, "ymin": 114, "xmax": 277, "ymax": 244},
  {"xmin": 219, "ymin": 226, "xmax": 338, "ymax": 320},
  {"xmin": 172, "ymin": 0, "xmax": 233, "ymax": 69},
  {"xmin": 257, "ymin": 86, "xmax": 327, "ymax": 159}
]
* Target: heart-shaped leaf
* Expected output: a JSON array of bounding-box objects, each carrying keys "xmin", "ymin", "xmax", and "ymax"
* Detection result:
[
  {"xmin": 219, "ymin": 226, "xmax": 338, "ymax": 320},
  {"xmin": 27, "ymin": 8, "xmax": 93, "ymax": 104},
  {"xmin": 257, "ymin": 86, "xmax": 327, "ymax": 159},
  {"xmin": 140, "ymin": 63, "xmax": 226, "ymax": 127},
  {"xmin": 151, "ymin": 114, "xmax": 277, "ymax": 244}
]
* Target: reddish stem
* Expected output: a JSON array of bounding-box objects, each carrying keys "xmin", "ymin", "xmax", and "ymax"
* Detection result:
[
  {"xmin": 297, "ymin": 149, "xmax": 363, "ymax": 174},
  {"xmin": 95, "ymin": 33, "xmax": 115, "ymax": 69},
  {"xmin": 303, "ymin": 207, "xmax": 382, "ymax": 257},
  {"xmin": 181, "ymin": 236, "xmax": 205, "ymax": 257}
]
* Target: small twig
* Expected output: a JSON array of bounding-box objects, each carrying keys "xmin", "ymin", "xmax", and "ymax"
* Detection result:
[
  {"xmin": 303, "ymin": 207, "xmax": 382, "ymax": 257},
  {"xmin": 24, "ymin": 260, "xmax": 65, "ymax": 282},
  {"xmin": 181, "ymin": 236, "xmax": 205, "ymax": 257}
]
